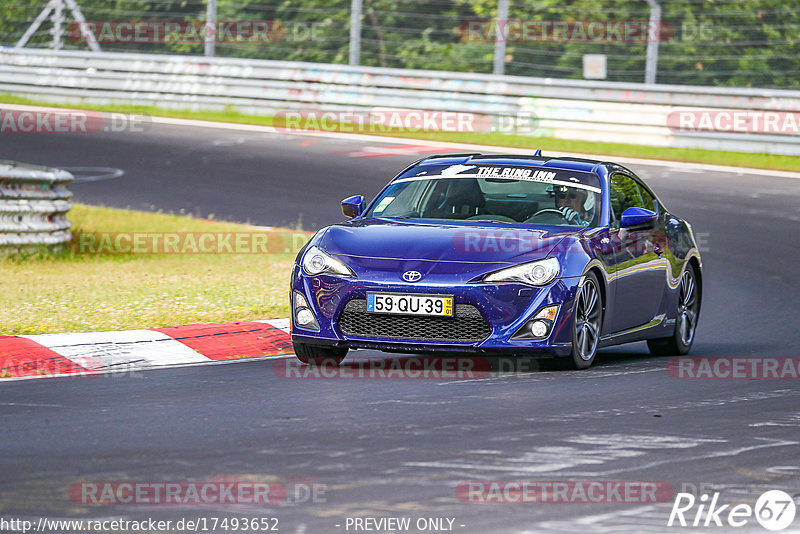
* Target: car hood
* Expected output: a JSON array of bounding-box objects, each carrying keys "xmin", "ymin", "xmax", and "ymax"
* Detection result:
[{"xmin": 318, "ymin": 218, "xmax": 576, "ymax": 265}]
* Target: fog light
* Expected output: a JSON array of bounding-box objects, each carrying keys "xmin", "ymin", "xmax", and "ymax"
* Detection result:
[
  {"xmin": 296, "ymin": 308, "xmax": 315, "ymax": 326},
  {"xmin": 530, "ymin": 320, "xmax": 549, "ymax": 338}
]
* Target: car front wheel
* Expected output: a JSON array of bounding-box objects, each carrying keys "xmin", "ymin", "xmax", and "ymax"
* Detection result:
[
  {"xmin": 564, "ymin": 271, "xmax": 603, "ymax": 370},
  {"xmin": 293, "ymin": 342, "xmax": 348, "ymax": 366}
]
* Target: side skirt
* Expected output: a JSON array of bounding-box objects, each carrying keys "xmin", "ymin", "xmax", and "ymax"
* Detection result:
[{"xmin": 598, "ymin": 313, "xmax": 672, "ymax": 348}]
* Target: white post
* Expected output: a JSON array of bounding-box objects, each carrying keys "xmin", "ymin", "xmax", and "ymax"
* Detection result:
[
  {"xmin": 645, "ymin": 0, "xmax": 661, "ymax": 84},
  {"xmin": 349, "ymin": 0, "xmax": 362, "ymax": 65},
  {"xmin": 205, "ymin": 0, "xmax": 217, "ymax": 57},
  {"xmin": 51, "ymin": 0, "xmax": 64, "ymax": 50},
  {"xmin": 493, "ymin": 0, "xmax": 509, "ymax": 75}
]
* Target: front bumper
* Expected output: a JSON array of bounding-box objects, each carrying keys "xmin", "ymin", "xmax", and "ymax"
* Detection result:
[{"xmin": 289, "ymin": 265, "xmax": 580, "ymax": 357}]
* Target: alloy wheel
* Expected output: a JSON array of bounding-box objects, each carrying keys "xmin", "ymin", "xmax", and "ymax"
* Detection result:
[
  {"xmin": 677, "ymin": 270, "xmax": 698, "ymax": 346},
  {"xmin": 575, "ymin": 278, "xmax": 602, "ymax": 361}
]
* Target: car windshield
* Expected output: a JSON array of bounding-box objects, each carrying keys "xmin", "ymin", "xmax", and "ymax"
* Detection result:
[{"xmin": 365, "ymin": 165, "xmax": 602, "ymax": 227}]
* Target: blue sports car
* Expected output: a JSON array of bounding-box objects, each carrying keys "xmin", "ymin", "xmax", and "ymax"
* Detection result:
[{"xmin": 290, "ymin": 153, "xmax": 702, "ymax": 369}]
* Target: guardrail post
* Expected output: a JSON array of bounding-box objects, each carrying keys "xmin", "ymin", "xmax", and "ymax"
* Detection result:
[
  {"xmin": 645, "ymin": 0, "xmax": 661, "ymax": 84},
  {"xmin": 205, "ymin": 0, "xmax": 217, "ymax": 57},
  {"xmin": 349, "ymin": 0, "xmax": 363, "ymax": 65},
  {"xmin": 493, "ymin": 0, "xmax": 509, "ymax": 75}
]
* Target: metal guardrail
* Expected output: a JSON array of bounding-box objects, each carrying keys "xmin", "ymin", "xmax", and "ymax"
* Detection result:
[
  {"xmin": 1, "ymin": 48, "xmax": 799, "ymax": 155},
  {"xmin": 0, "ymin": 160, "xmax": 73, "ymax": 247}
]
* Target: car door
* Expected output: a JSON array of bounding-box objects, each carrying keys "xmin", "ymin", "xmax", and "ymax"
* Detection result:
[{"xmin": 606, "ymin": 173, "xmax": 667, "ymax": 333}]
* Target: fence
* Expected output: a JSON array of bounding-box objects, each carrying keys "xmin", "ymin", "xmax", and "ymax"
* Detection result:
[
  {"xmin": 1, "ymin": 48, "xmax": 799, "ymax": 155},
  {"xmin": 0, "ymin": 159, "xmax": 73, "ymax": 247},
  {"xmin": 2, "ymin": 0, "xmax": 799, "ymax": 88}
]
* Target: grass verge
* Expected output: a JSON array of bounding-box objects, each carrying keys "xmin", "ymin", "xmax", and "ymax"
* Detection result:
[
  {"xmin": 2, "ymin": 94, "xmax": 799, "ymax": 172},
  {"xmin": 0, "ymin": 204, "xmax": 305, "ymax": 335}
]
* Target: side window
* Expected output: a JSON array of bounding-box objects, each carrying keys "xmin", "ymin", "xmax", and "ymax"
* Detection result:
[
  {"xmin": 638, "ymin": 185, "xmax": 655, "ymax": 212},
  {"xmin": 609, "ymin": 174, "xmax": 644, "ymax": 220},
  {"xmin": 373, "ymin": 180, "xmax": 426, "ymax": 217}
]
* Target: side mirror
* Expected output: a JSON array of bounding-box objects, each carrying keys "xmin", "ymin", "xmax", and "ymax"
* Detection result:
[
  {"xmin": 341, "ymin": 195, "xmax": 366, "ymax": 218},
  {"xmin": 620, "ymin": 207, "xmax": 656, "ymax": 229}
]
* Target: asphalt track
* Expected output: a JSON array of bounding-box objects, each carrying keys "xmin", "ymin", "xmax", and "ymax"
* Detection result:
[{"xmin": 2, "ymin": 122, "xmax": 800, "ymax": 533}]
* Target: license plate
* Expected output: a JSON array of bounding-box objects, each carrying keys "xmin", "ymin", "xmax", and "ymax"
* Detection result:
[{"xmin": 366, "ymin": 293, "xmax": 453, "ymax": 317}]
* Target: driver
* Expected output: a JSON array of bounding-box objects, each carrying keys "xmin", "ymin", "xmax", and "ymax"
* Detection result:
[{"xmin": 555, "ymin": 185, "xmax": 592, "ymax": 226}]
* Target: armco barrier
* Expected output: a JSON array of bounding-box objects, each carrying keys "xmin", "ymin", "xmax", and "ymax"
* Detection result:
[
  {"xmin": 0, "ymin": 160, "xmax": 73, "ymax": 247},
  {"xmin": 1, "ymin": 49, "xmax": 799, "ymax": 155}
]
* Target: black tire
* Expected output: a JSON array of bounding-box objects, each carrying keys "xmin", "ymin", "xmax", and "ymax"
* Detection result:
[
  {"xmin": 647, "ymin": 266, "xmax": 700, "ymax": 356},
  {"xmin": 562, "ymin": 271, "xmax": 603, "ymax": 370},
  {"xmin": 293, "ymin": 342, "xmax": 348, "ymax": 366}
]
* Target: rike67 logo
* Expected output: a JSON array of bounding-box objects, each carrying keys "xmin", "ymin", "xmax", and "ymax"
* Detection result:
[{"xmin": 668, "ymin": 490, "xmax": 796, "ymax": 531}]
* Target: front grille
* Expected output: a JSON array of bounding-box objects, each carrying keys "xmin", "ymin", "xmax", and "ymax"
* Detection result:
[{"xmin": 338, "ymin": 299, "xmax": 491, "ymax": 343}]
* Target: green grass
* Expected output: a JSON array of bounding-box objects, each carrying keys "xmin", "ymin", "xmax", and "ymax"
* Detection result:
[
  {"xmin": 0, "ymin": 204, "xmax": 306, "ymax": 335},
  {"xmin": 3, "ymin": 93, "xmax": 800, "ymax": 172}
]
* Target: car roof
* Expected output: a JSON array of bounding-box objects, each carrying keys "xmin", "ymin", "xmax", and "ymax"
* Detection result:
[{"xmin": 412, "ymin": 153, "xmax": 618, "ymax": 175}]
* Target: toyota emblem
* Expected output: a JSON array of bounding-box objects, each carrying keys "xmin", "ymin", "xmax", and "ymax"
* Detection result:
[{"xmin": 402, "ymin": 270, "xmax": 422, "ymax": 282}]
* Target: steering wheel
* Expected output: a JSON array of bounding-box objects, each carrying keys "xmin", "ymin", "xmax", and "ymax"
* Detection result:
[{"xmin": 525, "ymin": 208, "xmax": 567, "ymax": 224}]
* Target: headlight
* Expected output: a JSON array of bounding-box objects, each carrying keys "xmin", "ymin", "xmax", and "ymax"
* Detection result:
[
  {"xmin": 484, "ymin": 257, "xmax": 559, "ymax": 286},
  {"xmin": 301, "ymin": 246, "xmax": 355, "ymax": 277}
]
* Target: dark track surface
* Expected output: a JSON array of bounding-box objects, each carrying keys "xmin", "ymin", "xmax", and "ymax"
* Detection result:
[{"xmin": 2, "ymin": 122, "xmax": 800, "ymax": 533}]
